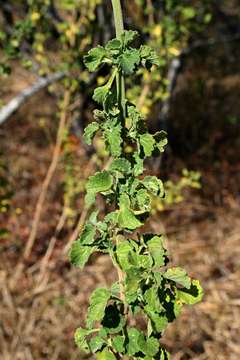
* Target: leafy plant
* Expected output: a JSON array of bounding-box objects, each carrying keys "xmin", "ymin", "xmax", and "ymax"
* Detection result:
[{"xmin": 69, "ymin": 1, "xmax": 203, "ymax": 359}]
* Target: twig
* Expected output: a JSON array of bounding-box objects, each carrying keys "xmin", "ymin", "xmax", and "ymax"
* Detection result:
[
  {"xmin": 62, "ymin": 206, "xmax": 89, "ymax": 256},
  {"xmin": 37, "ymin": 208, "xmax": 67, "ymax": 285},
  {"xmin": 24, "ymin": 90, "xmax": 71, "ymax": 260},
  {"xmin": 0, "ymin": 72, "xmax": 66, "ymax": 125}
]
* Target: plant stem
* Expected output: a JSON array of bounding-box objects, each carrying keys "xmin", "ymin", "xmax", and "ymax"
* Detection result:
[
  {"xmin": 111, "ymin": 0, "xmax": 127, "ymax": 311},
  {"xmin": 111, "ymin": 0, "xmax": 126, "ymax": 118}
]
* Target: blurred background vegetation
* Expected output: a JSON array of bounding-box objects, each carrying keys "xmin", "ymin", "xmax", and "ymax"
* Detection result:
[{"xmin": 0, "ymin": 1, "xmax": 240, "ymax": 359}]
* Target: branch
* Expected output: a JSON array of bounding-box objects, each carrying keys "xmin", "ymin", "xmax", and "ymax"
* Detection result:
[
  {"xmin": 24, "ymin": 90, "xmax": 71, "ymax": 260},
  {"xmin": 0, "ymin": 72, "xmax": 66, "ymax": 125}
]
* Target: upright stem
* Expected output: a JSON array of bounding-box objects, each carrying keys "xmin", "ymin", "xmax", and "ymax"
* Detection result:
[
  {"xmin": 111, "ymin": 0, "xmax": 126, "ymax": 118},
  {"xmin": 112, "ymin": 0, "xmax": 127, "ymax": 310}
]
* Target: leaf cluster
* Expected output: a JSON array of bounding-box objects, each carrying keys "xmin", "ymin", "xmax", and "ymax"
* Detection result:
[{"xmin": 70, "ymin": 29, "xmax": 203, "ymax": 359}]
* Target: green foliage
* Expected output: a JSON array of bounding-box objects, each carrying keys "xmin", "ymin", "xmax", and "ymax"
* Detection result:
[{"xmin": 69, "ymin": 1, "xmax": 203, "ymax": 359}]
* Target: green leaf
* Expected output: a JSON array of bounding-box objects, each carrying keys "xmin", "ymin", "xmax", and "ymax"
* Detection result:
[
  {"xmin": 118, "ymin": 207, "xmax": 142, "ymax": 230},
  {"xmin": 106, "ymin": 38, "xmax": 122, "ymax": 51},
  {"xmin": 121, "ymin": 30, "xmax": 138, "ymax": 47},
  {"xmin": 116, "ymin": 241, "xmax": 133, "ymax": 271},
  {"xmin": 89, "ymin": 335, "xmax": 106, "ymax": 352},
  {"xmin": 104, "ymin": 122, "xmax": 122, "ymax": 157},
  {"xmin": 133, "ymin": 152, "xmax": 144, "ymax": 176},
  {"xmin": 84, "ymin": 122, "xmax": 99, "ymax": 145},
  {"xmin": 119, "ymin": 49, "xmax": 141, "ymax": 74},
  {"xmin": 87, "ymin": 288, "xmax": 111, "ymax": 328},
  {"xmin": 84, "ymin": 46, "xmax": 106, "ymax": 72},
  {"xmin": 138, "ymin": 334, "xmax": 159, "ymax": 357},
  {"xmin": 145, "ymin": 307, "xmax": 168, "ymax": 333},
  {"xmin": 119, "ymin": 193, "xmax": 131, "ymax": 208},
  {"xmin": 112, "ymin": 335, "xmax": 125, "ymax": 353},
  {"xmin": 85, "ymin": 191, "xmax": 96, "ymax": 208},
  {"xmin": 109, "ymin": 158, "xmax": 131, "ymax": 174},
  {"xmin": 126, "ymin": 328, "xmax": 141, "ymax": 356},
  {"xmin": 74, "ymin": 327, "xmax": 90, "ymax": 352},
  {"xmin": 136, "ymin": 188, "xmax": 151, "ymax": 211},
  {"xmin": 144, "ymin": 287, "xmax": 162, "ymax": 312},
  {"xmin": 78, "ymin": 224, "xmax": 96, "ymax": 244},
  {"xmin": 93, "ymin": 85, "xmax": 110, "ymax": 105},
  {"xmin": 176, "ymin": 280, "xmax": 203, "ymax": 305},
  {"xmin": 86, "ymin": 171, "xmax": 113, "ymax": 194},
  {"xmin": 130, "ymin": 252, "xmax": 153, "ymax": 270},
  {"xmin": 139, "ymin": 133, "xmax": 155, "ymax": 157},
  {"xmin": 69, "ymin": 242, "xmax": 96, "ymax": 269},
  {"xmin": 125, "ymin": 269, "xmax": 141, "ymax": 303},
  {"xmin": 140, "ymin": 45, "xmax": 160, "ymax": 70},
  {"xmin": 142, "ymin": 176, "xmax": 164, "ymax": 197},
  {"xmin": 97, "ymin": 349, "xmax": 117, "ymax": 360},
  {"xmin": 154, "ymin": 131, "xmax": 168, "ymax": 153},
  {"xmin": 164, "ymin": 267, "xmax": 191, "ymax": 289},
  {"xmin": 147, "ymin": 235, "xmax": 166, "ymax": 267}
]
